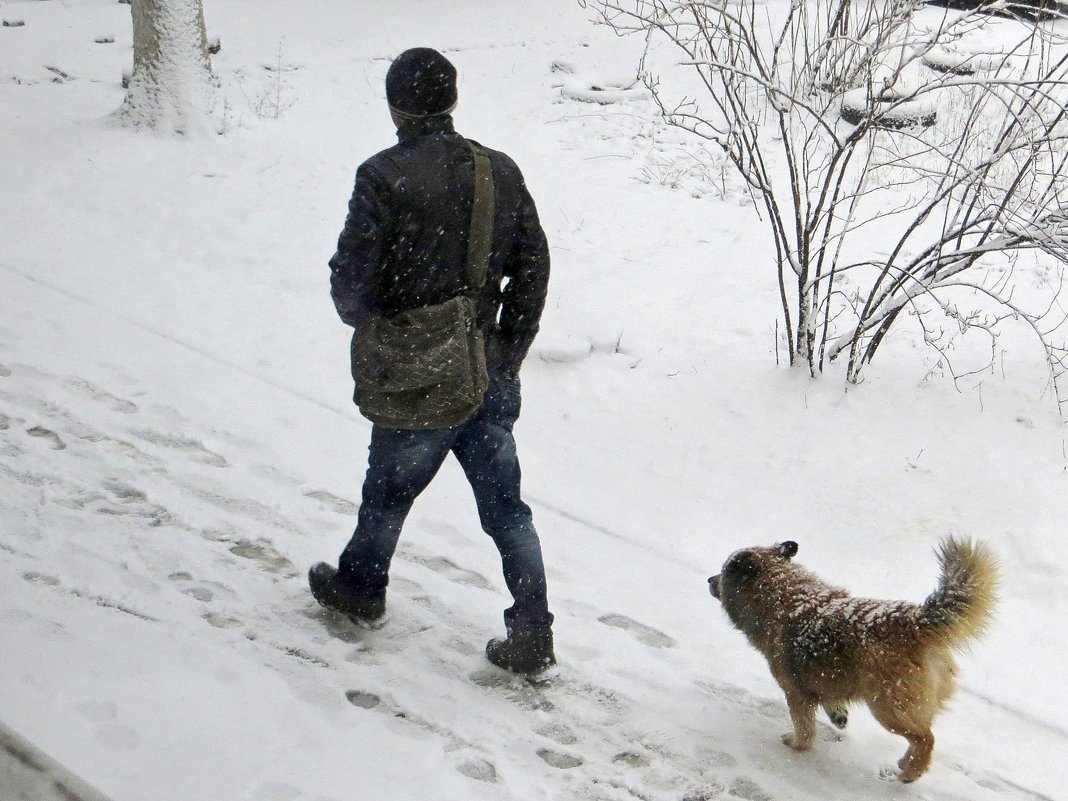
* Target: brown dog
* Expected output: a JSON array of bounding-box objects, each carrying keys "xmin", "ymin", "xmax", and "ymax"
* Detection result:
[{"xmin": 708, "ymin": 536, "xmax": 997, "ymax": 782}]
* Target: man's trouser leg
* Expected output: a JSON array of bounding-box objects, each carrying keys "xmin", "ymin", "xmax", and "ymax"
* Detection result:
[
  {"xmin": 338, "ymin": 425, "xmax": 453, "ymax": 596},
  {"xmin": 453, "ymin": 376, "xmax": 553, "ymax": 636}
]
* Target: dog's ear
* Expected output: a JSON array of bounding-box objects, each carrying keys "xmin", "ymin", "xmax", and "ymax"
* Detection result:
[
  {"xmin": 778, "ymin": 541, "xmax": 799, "ymax": 559},
  {"xmin": 724, "ymin": 549, "xmax": 760, "ymax": 579}
]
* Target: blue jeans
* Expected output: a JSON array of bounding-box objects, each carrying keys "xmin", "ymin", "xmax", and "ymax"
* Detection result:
[{"xmin": 339, "ymin": 376, "xmax": 553, "ymax": 636}]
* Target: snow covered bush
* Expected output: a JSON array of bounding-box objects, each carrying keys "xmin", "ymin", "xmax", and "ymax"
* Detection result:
[{"xmin": 592, "ymin": 0, "xmax": 1068, "ymax": 407}]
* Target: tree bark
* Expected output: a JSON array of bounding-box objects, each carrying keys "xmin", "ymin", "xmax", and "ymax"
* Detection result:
[{"xmin": 114, "ymin": 0, "xmax": 214, "ymax": 134}]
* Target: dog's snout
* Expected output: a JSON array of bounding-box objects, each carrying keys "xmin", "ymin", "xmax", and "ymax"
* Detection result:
[{"xmin": 708, "ymin": 574, "xmax": 721, "ymax": 599}]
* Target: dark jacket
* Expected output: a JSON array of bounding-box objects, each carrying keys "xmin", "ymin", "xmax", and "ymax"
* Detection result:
[{"xmin": 330, "ymin": 115, "xmax": 550, "ymax": 378}]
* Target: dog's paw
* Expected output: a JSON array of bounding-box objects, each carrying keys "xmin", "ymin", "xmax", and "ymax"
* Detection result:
[
  {"xmin": 879, "ymin": 765, "xmax": 922, "ymax": 783},
  {"xmin": 896, "ymin": 756, "xmax": 924, "ymax": 782},
  {"xmin": 824, "ymin": 703, "xmax": 849, "ymax": 730},
  {"xmin": 781, "ymin": 733, "xmax": 813, "ymax": 751}
]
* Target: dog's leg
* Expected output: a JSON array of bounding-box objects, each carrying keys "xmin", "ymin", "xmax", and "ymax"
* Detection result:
[
  {"xmin": 776, "ymin": 675, "xmax": 818, "ymax": 751},
  {"xmin": 896, "ymin": 730, "xmax": 935, "ymax": 782},
  {"xmin": 869, "ymin": 700, "xmax": 936, "ymax": 782}
]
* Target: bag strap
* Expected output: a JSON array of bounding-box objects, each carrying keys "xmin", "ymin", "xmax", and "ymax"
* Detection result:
[{"xmin": 465, "ymin": 140, "xmax": 494, "ymax": 298}]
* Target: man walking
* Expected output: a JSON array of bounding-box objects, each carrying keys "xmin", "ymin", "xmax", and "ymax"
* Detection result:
[{"xmin": 309, "ymin": 48, "xmax": 555, "ymax": 675}]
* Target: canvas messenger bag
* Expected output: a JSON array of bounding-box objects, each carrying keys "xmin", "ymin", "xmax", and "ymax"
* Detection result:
[{"xmin": 350, "ymin": 140, "xmax": 494, "ymax": 430}]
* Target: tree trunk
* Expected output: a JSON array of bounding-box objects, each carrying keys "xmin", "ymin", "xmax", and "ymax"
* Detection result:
[{"xmin": 114, "ymin": 0, "xmax": 214, "ymax": 134}]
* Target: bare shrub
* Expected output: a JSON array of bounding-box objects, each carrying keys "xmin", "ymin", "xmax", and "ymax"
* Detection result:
[{"xmin": 592, "ymin": 0, "xmax": 1068, "ymax": 409}]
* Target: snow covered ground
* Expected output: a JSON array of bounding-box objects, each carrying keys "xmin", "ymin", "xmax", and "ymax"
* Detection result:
[{"xmin": 2, "ymin": 1, "xmax": 1067, "ymax": 800}]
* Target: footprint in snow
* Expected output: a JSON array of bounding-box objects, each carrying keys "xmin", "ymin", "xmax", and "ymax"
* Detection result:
[
  {"xmin": 168, "ymin": 572, "xmax": 236, "ymax": 604},
  {"xmin": 950, "ymin": 762, "xmax": 1017, "ymax": 793},
  {"xmin": 2, "ymin": 362, "xmax": 50, "ymax": 381},
  {"xmin": 0, "ymin": 413, "xmax": 23, "ymax": 457},
  {"xmin": 25, "ymin": 425, "xmax": 65, "ymax": 449},
  {"xmin": 66, "ymin": 686, "xmax": 138, "ymax": 749},
  {"xmin": 729, "ymin": 777, "xmax": 775, "ymax": 801},
  {"xmin": 696, "ymin": 679, "xmax": 781, "ymax": 718},
  {"xmin": 65, "ymin": 378, "xmax": 139, "ymax": 414},
  {"xmin": 443, "ymin": 635, "xmax": 482, "ymax": 657},
  {"xmin": 101, "ymin": 478, "xmax": 148, "ymax": 503},
  {"xmin": 180, "ymin": 481, "xmax": 306, "ymax": 535},
  {"xmin": 456, "ymin": 757, "xmax": 498, "ymax": 783},
  {"xmin": 345, "ymin": 690, "xmax": 381, "ymax": 709},
  {"xmin": 248, "ymin": 462, "xmax": 305, "ymax": 487},
  {"xmin": 182, "ymin": 586, "xmax": 215, "ymax": 602},
  {"xmin": 73, "ymin": 427, "xmax": 161, "ymax": 467},
  {"xmin": 303, "ymin": 489, "xmax": 358, "ymax": 516},
  {"xmin": 130, "ymin": 428, "xmax": 228, "ymax": 467},
  {"xmin": 388, "ymin": 575, "xmax": 423, "ymax": 592},
  {"xmin": 346, "ymin": 691, "xmax": 470, "ymax": 749},
  {"xmin": 277, "ymin": 644, "xmax": 332, "ymax": 669},
  {"xmin": 537, "ymin": 749, "xmax": 583, "ymax": 769},
  {"xmin": 404, "ymin": 552, "xmax": 494, "ymax": 590},
  {"xmin": 612, "ymin": 750, "xmax": 654, "ymax": 768},
  {"xmin": 467, "ymin": 669, "xmax": 556, "ymax": 712},
  {"xmin": 7, "ymin": 611, "xmax": 68, "ymax": 642},
  {"xmin": 0, "ymin": 362, "xmax": 10, "ymax": 377},
  {"xmin": 306, "ymin": 606, "xmax": 384, "ymax": 643},
  {"xmin": 71, "ymin": 591, "xmax": 158, "ymax": 622},
  {"xmin": 22, "ymin": 571, "xmax": 61, "ymax": 587},
  {"xmin": 60, "ymin": 483, "xmax": 170, "ymax": 525},
  {"xmin": 536, "ymin": 722, "xmax": 579, "ymax": 745},
  {"xmin": 598, "ymin": 613, "xmax": 676, "ymax": 648},
  {"xmin": 681, "ymin": 783, "xmax": 727, "ymax": 801},
  {"xmin": 695, "ymin": 746, "xmax": 737, "ymax": 769},
  {"xmin": 202, "ymin": 612, "xmax": 244, "ymax": 629},
  {"xmin": 229, "ymin": 539, "xmax": 298, "ymax": 576},
  {"xmin": 168, "ymin": 573, "xmax": 212, "ymax": 602}
]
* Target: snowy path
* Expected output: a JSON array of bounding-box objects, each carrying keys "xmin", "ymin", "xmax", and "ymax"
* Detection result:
[{"xmin": 2, "ymin": 265, "xmax": 1063, "ymax": 801}]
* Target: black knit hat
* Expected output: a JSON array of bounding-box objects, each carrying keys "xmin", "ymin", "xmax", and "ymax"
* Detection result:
[{"xmin": 386, "ymin": 48, "xmax": 458, "ymax": 118}]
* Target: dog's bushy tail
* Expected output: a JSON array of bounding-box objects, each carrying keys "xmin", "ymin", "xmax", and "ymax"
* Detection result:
[{"xmin": 921, "ymin": 536, "xmax": 998, "ymax": 650}]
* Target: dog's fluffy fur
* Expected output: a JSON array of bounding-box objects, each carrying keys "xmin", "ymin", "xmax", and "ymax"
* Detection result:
[{"xmin": 708, "ymin": 536, "xmax": 997, "ymax": 782}]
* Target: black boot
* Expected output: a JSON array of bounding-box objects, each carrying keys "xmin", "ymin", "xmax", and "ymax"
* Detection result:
[
  {"xmin": 308, "ymin": 562, "xmax": 385, "ymax": 625},
  {"xmin": 485, "ymin": 630, "xmax": 556, "ymax": 675}
]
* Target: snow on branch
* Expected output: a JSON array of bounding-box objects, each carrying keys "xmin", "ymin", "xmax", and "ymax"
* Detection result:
[{"xmin": 593, "ymin": 0, "xmax": 1068, "ymax": 409}]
